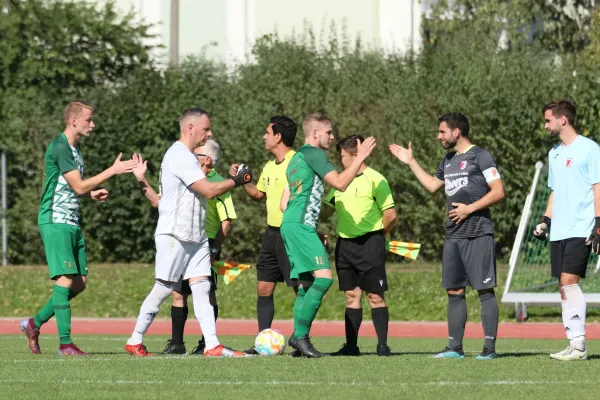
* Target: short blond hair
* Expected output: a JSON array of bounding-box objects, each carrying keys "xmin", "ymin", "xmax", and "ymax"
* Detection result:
[
  {"xmin": 302, "ymin": 114, "xmax": 331, "ymax": 136},
  {"xmin": 64, "ymin": 101, "xmax": 94, "ymax": 126}
]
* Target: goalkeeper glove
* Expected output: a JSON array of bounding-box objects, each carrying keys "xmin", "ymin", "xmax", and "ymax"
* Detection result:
[
  {"xmin": 231, "ymin": 163, "xmax": 253, "ymax": 187},
  {"xmin": 586, "ymin": 217, "xmax": 600, "ymax": 255},
  {"xmin": 532, "ymin": 216, "xmax": 551, "ymax": 241}
]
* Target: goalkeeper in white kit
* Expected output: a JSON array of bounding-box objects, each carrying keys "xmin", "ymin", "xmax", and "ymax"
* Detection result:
[{"xmin": 533, "ymin": 100, "xmax": 600, "ymax": 361}]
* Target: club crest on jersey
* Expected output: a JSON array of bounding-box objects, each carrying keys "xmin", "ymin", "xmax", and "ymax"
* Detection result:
[
  {"xmin": 459, "ymin": 161, "xmax": 467, "ymax": 170},
  {"xmin": 566, "ymin": 158, "xmax": 573, "ymax": 168}
]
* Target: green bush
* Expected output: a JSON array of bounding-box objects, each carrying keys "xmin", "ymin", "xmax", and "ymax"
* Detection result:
[{"xmin": 3, "ymin": 1, "xmax": 600, "ymax": 265}]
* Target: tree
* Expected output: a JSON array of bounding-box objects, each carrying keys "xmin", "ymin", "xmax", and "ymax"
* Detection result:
[
  {"xmin": 423, "ymin": 0, "xmax": 595, "ymax": 53},
  {"xmin": 0, "ymin": 0, "xmax": 155, "ymax": 263}
]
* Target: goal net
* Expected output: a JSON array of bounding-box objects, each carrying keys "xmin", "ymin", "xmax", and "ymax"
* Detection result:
[{"xmin": 501, "ymin": 161, "xmax": 600, "ymax": 321}]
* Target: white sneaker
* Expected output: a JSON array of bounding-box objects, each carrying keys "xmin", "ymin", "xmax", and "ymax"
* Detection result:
[{"xmin": 549, "ymin": 345, "xmax": 587, "ymax": 361}]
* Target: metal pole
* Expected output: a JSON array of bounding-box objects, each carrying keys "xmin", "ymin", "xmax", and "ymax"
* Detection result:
[
  {"xmin": 169, "ymin": 0, "xmax": 179, "ymax": 66},
  {"xmin": 2, "ymin": 151, "xmax": 7, "ymax": 266},
  {"xmin": 503, "ymin": 161, "xmax": 544, "ymax": 298}
]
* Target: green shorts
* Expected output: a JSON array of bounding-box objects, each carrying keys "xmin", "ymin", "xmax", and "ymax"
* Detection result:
[
  {"xmin": 39, "ymin": 224, "xmax": 88, "ymax": 279},
  {"xmin": 280, "ymin": 222, "xmax": 330, "ymax": 280}
]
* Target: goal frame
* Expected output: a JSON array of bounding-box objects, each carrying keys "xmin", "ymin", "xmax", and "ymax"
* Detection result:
[{"xmin": 501, "ymin": 161, "xmax": 600, "ymax": 321}]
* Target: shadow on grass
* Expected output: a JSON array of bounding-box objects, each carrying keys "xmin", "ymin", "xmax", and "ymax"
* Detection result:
[
  {"xmin": 494, "ymin": 352, "xmax": 548, "ymax": 358},
  {"xmin": 325, "ymin": 351, "xmax": 433, "ymax": 357}
]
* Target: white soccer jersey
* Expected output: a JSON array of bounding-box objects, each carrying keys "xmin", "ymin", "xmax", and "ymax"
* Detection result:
[{"xmin": 155, "ymin": 141, "xmax": 207, "ymax": 243}]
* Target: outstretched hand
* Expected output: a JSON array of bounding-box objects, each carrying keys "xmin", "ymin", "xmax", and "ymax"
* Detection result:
[
  {"xmin": 389, "ymin": 142, "xmax": 414, "ymax": 165},
  {"xmin": 356, "ymin": 137, "xmax": 376, "ymax": 160},
  {"xmin": 111, "ymin": 153, "xmax": 138, "ymax": 175},
  {"xmin": 132, "ymin": 153, "xmax": 148, "ymax": 181}
]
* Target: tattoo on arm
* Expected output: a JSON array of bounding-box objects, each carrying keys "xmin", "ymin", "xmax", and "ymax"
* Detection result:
[{"xmin": 138, "ymin": 180, "xmax": 148, "ymax": 194}]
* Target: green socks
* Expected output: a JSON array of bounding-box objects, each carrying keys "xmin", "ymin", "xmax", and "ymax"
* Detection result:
[
  {"xmin": 293, "ymin": 286, "xmax": 307, "ymax": 338},
  {"xmin": 52, "ymin": 285, "xmax": 73, "ymax": 345},
  {"xmin": 34, "ymin": 289, "xmax": 78, "ymax": 329},
  {"xmin": 293, "ymin": 278, "xmax": 333, "ymax": 340}
]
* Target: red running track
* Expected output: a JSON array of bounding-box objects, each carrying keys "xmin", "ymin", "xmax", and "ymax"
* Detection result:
[{"xmin": 1, "ymin": 318, "xmax": 600, "ymax": 339}]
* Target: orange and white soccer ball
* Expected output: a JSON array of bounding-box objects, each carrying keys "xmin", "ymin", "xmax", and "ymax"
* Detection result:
[{"xmin": 254, "ymin": 328, "xmax": 286, "ymax": 356}]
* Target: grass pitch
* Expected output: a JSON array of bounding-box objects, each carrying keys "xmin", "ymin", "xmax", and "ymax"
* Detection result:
[
  {"xmin": 1, "ymin": 335, "xmax": 599, "ymax": 400},
  {"xmin": 4, "ymin": 263, "xmax": 600, "ymax": 322}
]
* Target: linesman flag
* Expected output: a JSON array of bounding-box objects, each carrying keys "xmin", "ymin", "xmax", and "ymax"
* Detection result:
[
  {"xmin": 211, "ymin": 261, "xmax": 252, "ymax": 285},
  {"xmin": 386, "ymin": 240, "xmax": 421, "ymax": 260}
]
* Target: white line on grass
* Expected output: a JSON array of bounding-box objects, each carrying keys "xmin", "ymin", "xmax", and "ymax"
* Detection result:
[{"xmin": 0, "ymin": 378, "xmax": 598, "ymax": 387}]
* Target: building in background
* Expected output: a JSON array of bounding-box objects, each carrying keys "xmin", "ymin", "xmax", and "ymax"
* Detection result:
[{"xmin": 94, "ymin": 0, "xmax": 428, "ymax": 65}]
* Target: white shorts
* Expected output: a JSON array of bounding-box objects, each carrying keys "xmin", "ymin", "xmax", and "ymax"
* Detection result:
[{"xmin": 154, "ymin": 234, "xmax": 211, "ymax": 282}]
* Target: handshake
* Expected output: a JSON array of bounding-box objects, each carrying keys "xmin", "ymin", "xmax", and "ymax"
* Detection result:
[
  {"xmin": 532, "ymin": 215, "xmax": 600, "ymax": 255},
  {"xmin": 229, "ymin": 163, "xmax": 253, "ymax": 187}
]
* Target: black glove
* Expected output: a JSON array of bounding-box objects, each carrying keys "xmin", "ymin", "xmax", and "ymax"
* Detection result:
[
  {"xmin": 231, "ymin": 163, "xmax": 252, "ymax": 187},
  {"xmin": 586, "ymin": 217, "xmax": 600, "ymax": 255},
  {"xmin": 532, "ymin": 216, "xmax": 551, "ymax": 241}
]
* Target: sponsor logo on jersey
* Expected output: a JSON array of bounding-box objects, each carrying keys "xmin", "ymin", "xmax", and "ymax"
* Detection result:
[{"xmin": 445, "ymin": 177, "xmax": 469, "ymax": 196}]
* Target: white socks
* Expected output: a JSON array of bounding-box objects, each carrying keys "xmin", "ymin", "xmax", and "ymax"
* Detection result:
[
  {"xmin": 561, "ymin": 284, "xmax": 586, "ymax": 349},
  {"xmin": 127, "ymin": 281, "xmax": 173, "ymax": 345},
  {"xmin": 190, "ymin": 279, "xmax": 219, "ymax": 350}
]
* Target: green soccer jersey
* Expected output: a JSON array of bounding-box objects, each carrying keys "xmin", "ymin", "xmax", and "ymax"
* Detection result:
[
  {"xmin": 38, "ymin": 133, "xmax": 84, "ymax": 226},
  {"xmin": 204, "ymin": 169, "xmax": 237, "ymax": 239},
  {"xmin": 283, "ymin": 144, "xmax": 335, "ymax": 229}
]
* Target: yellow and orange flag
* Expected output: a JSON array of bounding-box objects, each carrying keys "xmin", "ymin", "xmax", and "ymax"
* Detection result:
[
  {"xmin": 211, "ymin": 261, "xmax": 252, "ymax": 285},
  {"xmin": 386, "ymin": 240, "xmax": 421, "ymax": 260}
]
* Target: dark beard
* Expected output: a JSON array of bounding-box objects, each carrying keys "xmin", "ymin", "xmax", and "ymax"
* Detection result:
[{"xmin": 442, "ymin": 140, "xmax": 456, "ymax": 150}]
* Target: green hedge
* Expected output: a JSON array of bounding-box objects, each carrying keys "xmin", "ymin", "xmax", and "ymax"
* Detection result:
[{"xmin": 3, "ymin": 1, "xmax": 600, "ymax": 265}]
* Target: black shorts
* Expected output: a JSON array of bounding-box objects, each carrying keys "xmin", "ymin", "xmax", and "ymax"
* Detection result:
[
  {"xmin": 550, "ymin": 238, "xmax": 591, "ymax": 278},
  {"xmin": 442, "ymin": 235, "xmax": 496, "ymax": 291},
  {"xmin": 256, "ymin": 226, "xmax": 296, "ymax": 287},
  {"xmin": 173, "ymin": 238, "xmax": 219, "ymax": 294},
  {"xmin": 335, "ymin": 230, "xmax": 387, "ymax": 293}
]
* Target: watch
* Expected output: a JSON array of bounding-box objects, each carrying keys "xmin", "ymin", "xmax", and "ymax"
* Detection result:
[{"xmin": 210, "ymin": 247, "xmax": 219, "ymax": 255}]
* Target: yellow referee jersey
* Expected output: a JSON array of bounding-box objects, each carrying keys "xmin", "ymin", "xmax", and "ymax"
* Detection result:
[
  {"xmin": 324, "ymin": 167, "xmax": 395, "ymax": 239},
  {"xmin": 205, "ymin": 169, "xmax": 237, "ymax": 239},
  {"xmin": 256, "ymin": 150, "xmax": 295, "ymax": 227}
]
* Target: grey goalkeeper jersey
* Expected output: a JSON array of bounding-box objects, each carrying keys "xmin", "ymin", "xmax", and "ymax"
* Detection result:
[{"xmin": 434, "ymin": 146, "xmax": 501, "ymax": 239}]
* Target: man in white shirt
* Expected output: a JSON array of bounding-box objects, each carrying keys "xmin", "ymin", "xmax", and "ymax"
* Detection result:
[{"xmin": 125, "ymin": 108, "xmax": 252, "ymax": 357}]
